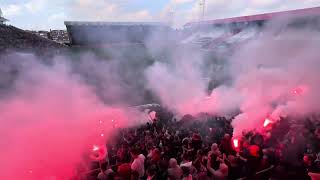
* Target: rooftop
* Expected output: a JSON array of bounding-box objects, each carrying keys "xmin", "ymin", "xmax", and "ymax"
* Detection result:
[
  {"xmin": 64, "ymin": 21, "xmax": 169, "ymax": 26},
  {"xmin": 186, "ymin": 6, "xmax": 320, "ymax": 26}
]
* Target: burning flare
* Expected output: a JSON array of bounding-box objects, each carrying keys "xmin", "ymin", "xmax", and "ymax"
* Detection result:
[
  {"xmin": 263, "ymin": 118, "xmax": 272, "ymax": 127},
  {"xmin": 292, "ymin": 87, "xmax": 303, "ymax": 95},
  {"xmin": 92, "ymin": 145, "xmax": 99, "ymax": 152},
  {"xmin": 233, "ymin": 139, "xmax": 239, "ymax": 148}
]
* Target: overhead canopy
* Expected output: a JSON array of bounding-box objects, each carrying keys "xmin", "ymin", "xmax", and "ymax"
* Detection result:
[
  {"xmin": 64, "ymin": 21, "xmax": 169, "ymax": 26},
  {"xmin": 185, "ymin": 6, "xmax": 320, "ymax": 27}
]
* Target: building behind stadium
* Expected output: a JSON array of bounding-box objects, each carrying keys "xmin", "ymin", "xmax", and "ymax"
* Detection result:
[{"xmin": 0, "ymin": 8, "xmax": 8, "ymax": 24}]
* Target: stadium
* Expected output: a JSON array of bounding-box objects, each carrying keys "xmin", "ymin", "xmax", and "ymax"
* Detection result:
[
  {"xmin": 65, "ymin": 21, "xmax": 172, "ymax": 46},
  {"xmin": 1, "ymin": 4, "xmax": 320, "ymax": 180},
  {"xmin": 182, "ymin": 6, "xmax": 320, "ymax": 49}
]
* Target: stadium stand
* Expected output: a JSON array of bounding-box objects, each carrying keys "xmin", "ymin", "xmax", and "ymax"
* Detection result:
[
  {"xmin": 185, "ymin": 6, "xmax": 320, "ymax": 28},
  {"xmin": 183, "ymin": 6, "xmax": 320, "ymax": 50},
  {"xmin": 65, "ymin": 21, "xmax": 172, "ymax": 46}
]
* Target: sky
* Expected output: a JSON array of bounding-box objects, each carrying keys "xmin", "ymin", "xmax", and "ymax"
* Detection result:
[{"xmin": 1, "ymin": 0, "xmax": 320, "ymax": 30}]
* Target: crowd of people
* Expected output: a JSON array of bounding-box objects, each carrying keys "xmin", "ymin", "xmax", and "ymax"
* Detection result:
[{"xmin": 82, "ymin": 110, "xmax": 320, "ymax": 180}]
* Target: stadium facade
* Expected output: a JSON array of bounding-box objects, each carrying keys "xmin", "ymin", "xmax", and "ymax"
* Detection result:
[
  {"xmin": 64, "ymin": 21, "xmax": 171, "ymax": 46},
  {"xmin": 185, "ymin": 6, "xmax": 320, "ymax": 30},
  {"xmin": 182, "ymin": 6, "xmax": 320, "ymax": 49},
  {"xmin": 65, "ymin": 7, "xmax": 320, "ymax": 47}
]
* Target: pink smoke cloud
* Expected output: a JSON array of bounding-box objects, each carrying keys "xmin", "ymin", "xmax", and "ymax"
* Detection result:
[{"xmin": 0, "ymin": 54, "xmax": 145, "ymax": 179}]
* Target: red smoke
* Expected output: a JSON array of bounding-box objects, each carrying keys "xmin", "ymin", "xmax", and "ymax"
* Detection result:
[{"xmin": 0, "ymin": 60, "xmax": 145, "ymax": 179}]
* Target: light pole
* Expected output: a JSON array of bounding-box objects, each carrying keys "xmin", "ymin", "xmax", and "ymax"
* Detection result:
[{"xmin": 199, "ymin": 0, "xmax": 206, "ymax": 21}]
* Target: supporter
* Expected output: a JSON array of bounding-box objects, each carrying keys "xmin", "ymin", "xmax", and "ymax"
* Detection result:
[
  {"xmin": 245, "ymin": 144, "xmax": 262, "ymax": 177},
  {"xmin": 182, "ymin": 137, "xmax": 192, "ymax": 154},
  {"xmin": 130, "ymin": 148, "xmax": 145, "ymax": 178},
  {"xmin": 116, "ymin": 144, "xmax": 130, "ymax": 164},
  {"xmin": 150, "ymin": 148, "xmax": 161, "ymax": 164},
  {"xmin": 97, "ymin": 163, "xmax": 114, "ymax": 180},
  {"xmin": 255, "ymin": 149, "xmax": 273, "ymax": 179},
  {"xmin": 207, "ymin": 153, "xmax": 228, "ymax": 180},
  {"xmin": 131, "ymin": 170, "xmax": 140, "ymax": 180},
  {"xmin": 191, "ymin": 133, "xmax": 202, "ymax": 151},
  {"xmin": 117, "ymin": 161, "xmax": 131, "ymax": 179},
  {"xmin": 225, "ymin": 155, "xmax": 241, "ymax": 180},
  {"xmin": 168, "ymin": 158, "xmax": 182, "ymax": 180},
  {"xmin": 146, "ymin": 165, "xmax": 157, "ymax": 180},
  {"xmin": 192, "ymin": 150, "xmax": 207, "ymax": 180},
  {"xmin": 181, "ymin": 166, "xmax": 193, "ymax": 180},
  {"xmin": 208, "ymin": 143, "xmax": 220, "ymax": 157},
  {"xmin": 303, "ymin": 155, "xmax": 316, "ymax": 172},
  {"xmin": 81, "ymin": 110, "xmax": 320, "ymax": 179},
  {"xmin": 220, "ymin": 134, "xmax": 234, "ymax": 155},
  {"xmin": 315, "ymin": 153, "xmax": 320, "ymax": 165},
  {"xmin": 156, "ymin": 159, "xmax": 169, "ymax": 180},
  {"xmin": 180, "ymin": 153, "xmax": 192, "ymax": 168}
]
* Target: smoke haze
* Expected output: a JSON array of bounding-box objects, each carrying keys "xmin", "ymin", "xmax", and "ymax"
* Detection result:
[
  {"xmin": 0, "ymin": 53, "xmax": 146, "ymax": 179},
  {"xmin": 1, "ymin": 16, "xmax": 320, "ymax": 179},
  {"xmin": 145, "ymin": 18, "xmax": 320, "ymax": 136}
]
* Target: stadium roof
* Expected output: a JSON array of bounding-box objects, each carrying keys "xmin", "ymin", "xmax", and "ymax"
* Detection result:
[
  {"xmin": 186, "ymin": 6, "xmax": 320, "ymax": 26},
  {"xmin": 64, "ymin": 21, "xmax": 169, "ymax": 26}
]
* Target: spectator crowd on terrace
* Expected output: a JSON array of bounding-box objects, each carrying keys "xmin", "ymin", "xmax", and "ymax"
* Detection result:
[{"xmin": 81, "ymin": 109, "xmax": 320, "ymax": 180}]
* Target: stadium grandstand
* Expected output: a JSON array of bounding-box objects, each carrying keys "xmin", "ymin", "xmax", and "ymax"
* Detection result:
[
  {"xmin": 65, "ymin": 21, "xmax": 172, "ymax": 46},
  {"xmin": 0, "ymin": 8, "xmax": 8, "ymax": 24},
  {"xmin": 182, "ymin": 6, "xmax": 320, "ymax": 49}
]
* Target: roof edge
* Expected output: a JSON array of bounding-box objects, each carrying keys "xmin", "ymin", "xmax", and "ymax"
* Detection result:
[
  {"xmin": 64, "ymin": 21, "xmax": 169, "ymax": 26},
  {"xmin": 185, "ymin": 6, "xmax": 320, "ymax": 27}
]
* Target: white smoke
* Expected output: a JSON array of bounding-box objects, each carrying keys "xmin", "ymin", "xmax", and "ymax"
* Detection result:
[
  {"xmin": 145, "ymin": 17, "xmax": 320, "ymax": 136},
  {"xmin": 229, "ymin": 24, "xmax": 320, "ymax": 136},
  {"xmin": 145, "ymin": 46, "xmax": 211, "ymax": 115}
]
